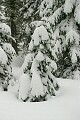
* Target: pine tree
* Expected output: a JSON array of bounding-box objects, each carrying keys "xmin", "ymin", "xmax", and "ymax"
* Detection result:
[
  {"xmin": 47, "ymin": 0, "xmax": 80, "ymax": 79},
  {"xmin": 38, "ymin": 0, "xmax": 80, "ymax": 79},
  {"xmin": 3, "ymin": 0, "xmax": 23, "ymax": 54},
  {"xmin": 19, "ymin": 0, "xmax": 42, "ymax": 54},
  {"xmin": 19, "ymin": 20, "xmax": 59, "ymax": 102},
  {"xmin": 0, "ymin": 10, "xmax": 16, "ymax": 91},
  {"xmin": 18, "ymin": 0, "xmax": 80, "ymax": 102}
]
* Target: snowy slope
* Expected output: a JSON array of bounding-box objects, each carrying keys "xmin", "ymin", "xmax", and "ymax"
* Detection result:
[
  {"xmin": 0, "ymin": 56, "xmax": 79, "ymax": 120},
  {"xmin": 0, "ymin": 78, "xmax": 79, "ymax": 120}
]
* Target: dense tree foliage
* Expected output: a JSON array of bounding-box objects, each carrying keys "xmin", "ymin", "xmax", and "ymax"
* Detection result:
[
  {"xmin": 1, "ymin": 0, "xmax": 24, "ymax": 53},
  {"xmin": 0, "ymin": 9, "xmax": 15, "ymax": 91},
  {"xmin": 20, "ymin": 0, "xmax": 80, "ymax": 80}
]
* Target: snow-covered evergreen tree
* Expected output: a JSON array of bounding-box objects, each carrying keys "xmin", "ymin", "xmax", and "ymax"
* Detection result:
[
  {"xmin": 45, "ymin": 0, "xmax": 80, "ymax": 79},
  {"xmin": 19, "ymin": 0, "xmax": 42, "ymax": 54},
  {"xmin": 20, "ymin": 0, "xmax": 78, "ymax": 79},
  {"xmin": 19, "ymin": 0, "xmax": 80, "ymax": 102},
  {"xmin": 19, "ymin": 20, "xmax": 59, "ymax": 102},
  {"xmin": 0, "ymin": 10, "xmax": 16, "ymax": 90},
  {"xmin": 4, "ymin": 0, "xmax": 24, "ymax": 54}
]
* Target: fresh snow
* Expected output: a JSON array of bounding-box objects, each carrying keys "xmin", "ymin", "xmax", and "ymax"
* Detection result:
[
  {"xmin": 48, "ymin": 6, "xmax": 63, "ymax": 25},
  {"xmin": 0, "ymin": 46, "xmax": 8, "ymax": 64},
  {"xmin": 3, "ymin": 43, "xmax": 16, "ymax": 55},
  {"xmin": 19, "ymin": 73, "xmax": 30, "ymax": 101},
  {"xmin": 32, "ymin": 25, "xmax": 49, "ymax": 46},
  {"xmin": 74, "ymin": 2, "xmax": 80, "ymax": 24},
  {"xmin": 11, "ymin": 55, "xmax": 24, "ymax": 79},
  {"xmin": 66, "ymin": 29, "xmax": 79, "ymax": 45},
  {"xmin": 5, "ymin": 57, "xmax": 79, "ymax": 120},
  {"xmin": 0, "ymin": 11, "xmax": 6, "ymax": 20},
  {"xmin": 36, "ymin": 51, "xmax": 44, "ymax": 61},
  {"xmin": 11, "ymin": 55, "xmax": 24, "ymax": 67},
  {"xmin": 64, "ymin": 0, "xmax": 76, "ymax": 14},
  {"xmin": 70, "ymin": 47, "xmax": 77, "ymax": 63},
  {"xmin": 0, "ymin": 77, "xmax": 80, "ymax": 120},
  {"xmin": 0, "ymin": 23, "xmax": 11, "ymax": 35},
  {"xmin": 31, "ymin": 70, "xmax": 45, "ymax": 97},
  {"xmin": 40, "ymin": 0, "xmax": 54, "ymax": 17}
]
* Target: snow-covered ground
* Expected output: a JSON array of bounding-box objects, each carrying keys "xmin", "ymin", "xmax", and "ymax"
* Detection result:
[
  {"xmin": 0, "ymin": 78, "xmax": 80, "ymax": 120},
  {"xmin": 0, "ymin": 56, "xmax": 79, "ymax": 120}
]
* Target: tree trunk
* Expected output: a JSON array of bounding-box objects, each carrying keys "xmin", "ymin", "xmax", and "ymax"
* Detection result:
[{"xmin": 11, "ymin": 20, "xmax": 18, "ymax": 54}]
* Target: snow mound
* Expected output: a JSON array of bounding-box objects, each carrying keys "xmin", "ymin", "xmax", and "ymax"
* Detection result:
[{"xmin": 32, "ymin": 25, "xmax": 49, "ymax": 46}]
